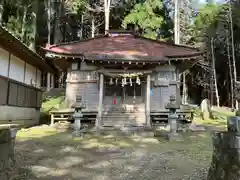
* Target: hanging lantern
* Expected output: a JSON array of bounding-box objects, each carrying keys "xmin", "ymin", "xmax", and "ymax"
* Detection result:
[
  {"xmin": 129, "ymin": 78, "xmax": 133, "ymax": 86},
  {"xmin": 136, "ymin": 76, "xmax": 141, "ymax": 85},
  {"xmin": 109, "ymin": 78, "xmax": 114, "ymax": 85}
]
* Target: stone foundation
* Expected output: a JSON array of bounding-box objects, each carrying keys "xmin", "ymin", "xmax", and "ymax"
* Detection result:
[
  {"xmin": 207, "ymin": 132, "xmax": 240, "ymax": 180},
  {"xmin": 207, "ymin": 116, "xmax": 240, "ymax": 180},
  {"xmin": 0, "ymin": 125, "xmax": 18, "ymax": 180},
  {"xmin": 0, "ymin": 106, "xmax": 40, "ymax": 126}
]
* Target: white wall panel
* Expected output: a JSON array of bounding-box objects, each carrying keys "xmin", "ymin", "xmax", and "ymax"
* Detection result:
[
  {"xmin": 25, "ymin": 63, "xmax": 36, "ymax": 86},
  {"xmin": 36, "ymin": 70, "xmax": 42, "ymax": 88},
  {"xmin": 0, "ymin": 48, "xmax": 10, "ymax": 77},
  {"xmin": 9, "ymin": 55, "xmax": 25, "ymax": 82}
]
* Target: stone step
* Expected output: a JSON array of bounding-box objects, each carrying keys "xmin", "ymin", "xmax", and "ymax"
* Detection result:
[
  {"xmin": 103, "ymin": 112, "xmax": 145, "ymax": 115},
  {"xmin": 103, "ymin": 118, "xmax": 146, "ymax": 122},
  {"xmin": 102, "ymin": 113, "xmax": 145, "ymax": 118},
  {"xmin": 102, "ymin": 119, "xmax": 146, "ymax": 127},
  {"xmin": 102, "ymin": 116, "xmax": 146, "ymax": 122},
  {"xmin": 102, "ymin": 110, "xmax": 146, "ymax": 127},
  {"xmin": 103, "ymin": 111, "xmax": 146, "ymax": 115}
]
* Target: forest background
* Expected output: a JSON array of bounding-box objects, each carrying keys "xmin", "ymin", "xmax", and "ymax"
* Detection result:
[{"xmin": 0, "ymin": 0, "xmax": 239, "ymax": 108}]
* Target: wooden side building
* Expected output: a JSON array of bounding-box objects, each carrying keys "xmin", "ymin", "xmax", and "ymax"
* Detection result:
[
  {"xmin": 0, "ymin": 26, "xmax": 56, "ymax": 126},
  {"xmin": 44, "ymin": 30, "xmax": 203, "ymax": 127}
]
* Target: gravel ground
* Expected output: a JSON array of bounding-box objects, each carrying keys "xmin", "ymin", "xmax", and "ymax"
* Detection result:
[{"xmin": 10, "ymin": 126, "xmax": 212, "ymax": 180}]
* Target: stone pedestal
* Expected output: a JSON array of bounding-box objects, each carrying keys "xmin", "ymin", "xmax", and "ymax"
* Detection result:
[
  {"xmin": 207, "ymin": 117, "xmax": 240, "ymax": 180},
  {"xmin": 207, "ymin": 132, "xmax": 240, "ymax": 180},
  {"xmin": 228, "ymin": 116, "xmax": 240, "ymax": 132},
  {"xmin": 0, "ymin": 125, "xmax": 19, "ymax": 180},
  {"xmin": 73, "ymin": 112, "xmax": 82, "ymax": 130},
  {"xmin": 169, "ymin": 114, "xmax": 178, "ymax": 134},
  {"xmin": 71, "ymin": 96, "xmax": 86, "ymax": 137},
  {"xmin": 168, "ymin": 116, "xmax": 183, "ymax": 141},
  {"xmin": 165, "ymin": 95, "xmax": 182, "ymax": 141}
]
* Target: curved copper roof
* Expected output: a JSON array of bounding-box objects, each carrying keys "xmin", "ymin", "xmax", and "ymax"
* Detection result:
[{"xmin": 44, "ymin": 31, "xmax": 203, "ymax": 61}]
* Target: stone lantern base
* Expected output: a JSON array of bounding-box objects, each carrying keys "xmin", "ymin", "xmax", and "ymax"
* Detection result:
[
  {"xmin": 0, "ymin": 124, "xmax": 19, "ymax": 180},
  {"xmin": 167, "ymin": 132, "xmax": 183, "ymax": 141}
]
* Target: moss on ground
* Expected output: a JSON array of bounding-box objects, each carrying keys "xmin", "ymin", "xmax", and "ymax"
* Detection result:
[
  {"xmin": 192, "ymin": 106, "xmax": 234, "ymax": 131},
  {"xmin": 12, "ymin": 106, "xmax": 234, "ymax": 179},
  {"xmin": 41, "ymin": 96, "xmax": 65, "ymax": 113},
  {"xmin": 13, "ymin": 126, "xmax": 213, "ymax": 179}
]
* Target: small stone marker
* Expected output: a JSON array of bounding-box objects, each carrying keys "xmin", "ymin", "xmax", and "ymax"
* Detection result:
[{"xmin": 200, "ymin": 98, "xmax": 213, "ymax": 120}]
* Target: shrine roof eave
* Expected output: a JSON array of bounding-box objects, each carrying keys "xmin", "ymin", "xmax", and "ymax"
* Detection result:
[
  {"xmin": 44, "ymin": 50, "xmax": 204, "ymax": 63},
  {"xmin": 0, "ymin": 26, "xmax": 56, "ymax": 74}
]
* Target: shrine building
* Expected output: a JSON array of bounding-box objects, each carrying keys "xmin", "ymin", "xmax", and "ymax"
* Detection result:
[{"xmin": 43, "ymin": 30, "xmax": 203, "ymax": 127}]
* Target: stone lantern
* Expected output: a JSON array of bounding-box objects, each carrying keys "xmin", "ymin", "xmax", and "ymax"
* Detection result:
[
  {"xmin": 71, "ymin": 95, "xmax": 86, "ymax": 136},
  {"xmin": 0, "ymin": 124, "xmax": 19, "ymax": 178},
  {"xmin": 165, "ymin": 95, "xmax": 181, "ymax": 140}
]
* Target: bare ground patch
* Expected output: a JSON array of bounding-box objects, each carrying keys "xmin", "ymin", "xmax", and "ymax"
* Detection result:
[{"xmin": 10, "ymin": 126, "xmax": 213, "ymax": 180}]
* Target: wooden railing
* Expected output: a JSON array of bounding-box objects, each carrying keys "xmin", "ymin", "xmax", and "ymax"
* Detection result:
[{"xmin": 0, "ymin": 75, "xmax": 42, "ymax": 108}]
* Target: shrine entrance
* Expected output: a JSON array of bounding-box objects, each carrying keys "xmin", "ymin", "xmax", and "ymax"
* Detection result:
[{"xmin": 103, "ymin": 76, "xmax": 145, "ymax": 112}]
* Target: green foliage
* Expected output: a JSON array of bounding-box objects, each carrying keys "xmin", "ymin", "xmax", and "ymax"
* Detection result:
[
  {"xmin": 123, "ymin": 0, "xmax": 164, "ymax": 39},
  {"xmin": 5, "ymin": 16, "xmax": 22, "ymax": 38},
  {"xmin": 42, "ymin": 96, "xmax": 65, "ymax": 112},
  {"xmin": 194, "ymin": 3, "xmax": 220, "ymax": 37},
  {"xmin": 236, "ymin": 110, "xmax": 240, "ymax": 116},
  {"xmin": 65, "ymin": 0, "xmax": 87, "ymax": 14}
]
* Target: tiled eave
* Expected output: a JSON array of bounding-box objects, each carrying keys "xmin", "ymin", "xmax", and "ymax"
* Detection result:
[{"xmin": 45, "ymin": 51, "xmax": 203, "ymax": 65}]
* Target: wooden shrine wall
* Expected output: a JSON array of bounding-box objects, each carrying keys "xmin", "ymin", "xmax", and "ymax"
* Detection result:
[
  {"xmin": 65, "ymin": 63, "xmax": 180, "ymax": 112},
  {"xmin": 65, "ymin": 62, "xmax": 99, "ymax": 110},
  {"xmin": 150, "ymin": 85, "xmax": 177, "ymax": 110},
  {"xmin": 150, "ymin": 65, "xmax": 180, "ymax": 111}
]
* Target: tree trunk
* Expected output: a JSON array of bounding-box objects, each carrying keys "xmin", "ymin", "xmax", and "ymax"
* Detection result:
[
  {"xmin": 91, "ymin": 14, "xmax": 95, "ymax": 38},
  {"xmin": 104, "ymin": 0, "xmax": 111, "ymax": 35},
  {"xmin": 227, "ymin": 29, "xmax": 234, "ymax": 109},
  {"xmin": 211, "ymin": 38, "xmax": 220, "ymax": 107},
  {"xmin": 21, "ymin": 6, "xmax": 28, "ymax": 43},
  {"xmin": 45, "ymin": 0, "xmax": 52, "ymax": 45},
  {"xmin": 0, "ymin": 0, "xmax": 4, "ymax": 24},
  {"xmin": 174, "ymin": 0, "xmax": 180, "ymax": 44},
  {"xmin": 79, "ymin": 14, "xmax": 83, "ymax": 40},
  {"xmin": 229, "ymin": 1, "xmax": 238, "ymax": 109},
  {"xmin": 29, "ymin": 0, "xmax": 39, "ymax": 51},
  {"xmin": 53, "ymin": 1, "xmax": 62, "ymax": 44}
]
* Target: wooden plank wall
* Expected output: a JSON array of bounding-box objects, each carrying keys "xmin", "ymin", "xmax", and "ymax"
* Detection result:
[
  {"xmin": 65, "ymin": 68, "xmax": 99, "ymax": 110},
  {"xmin": 0, "ymin": 75, "xmax": 42, "ymax": 108},
  {"xmin": 66, "ymin": 82, "xmax": 99, "ymax": 110},
  {"xmin": 151, "ymin": 85, "xmax": 177, "ymax": 110},
  {"xmin": 150, "ymin": 65, "xmax": 178, "ymax": 111}
]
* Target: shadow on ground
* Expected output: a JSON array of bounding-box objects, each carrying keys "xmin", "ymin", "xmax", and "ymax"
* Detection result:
[{"xmin": 11, "ymin": 126, "xmax": 213, "ymax": 180}]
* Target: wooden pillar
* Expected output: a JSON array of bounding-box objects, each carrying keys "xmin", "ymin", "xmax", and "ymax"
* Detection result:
[
  {"xmin": 47, "ymin": 73, "xmax": 51, "ymax": 91},
  {"xmin": 146, "ymin": 74, "xmax": 151, "ymax": 127},
  {"xmin": 50, "ymin": 113, "xmax": 54, "ymax": 126},
  {"xmin": 96, "ymin": 73, "xmax": 104, "ymax": 127},
  {"xmin": 51, "ymin": 74, "xmax": 54, "ymax": 88}
]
